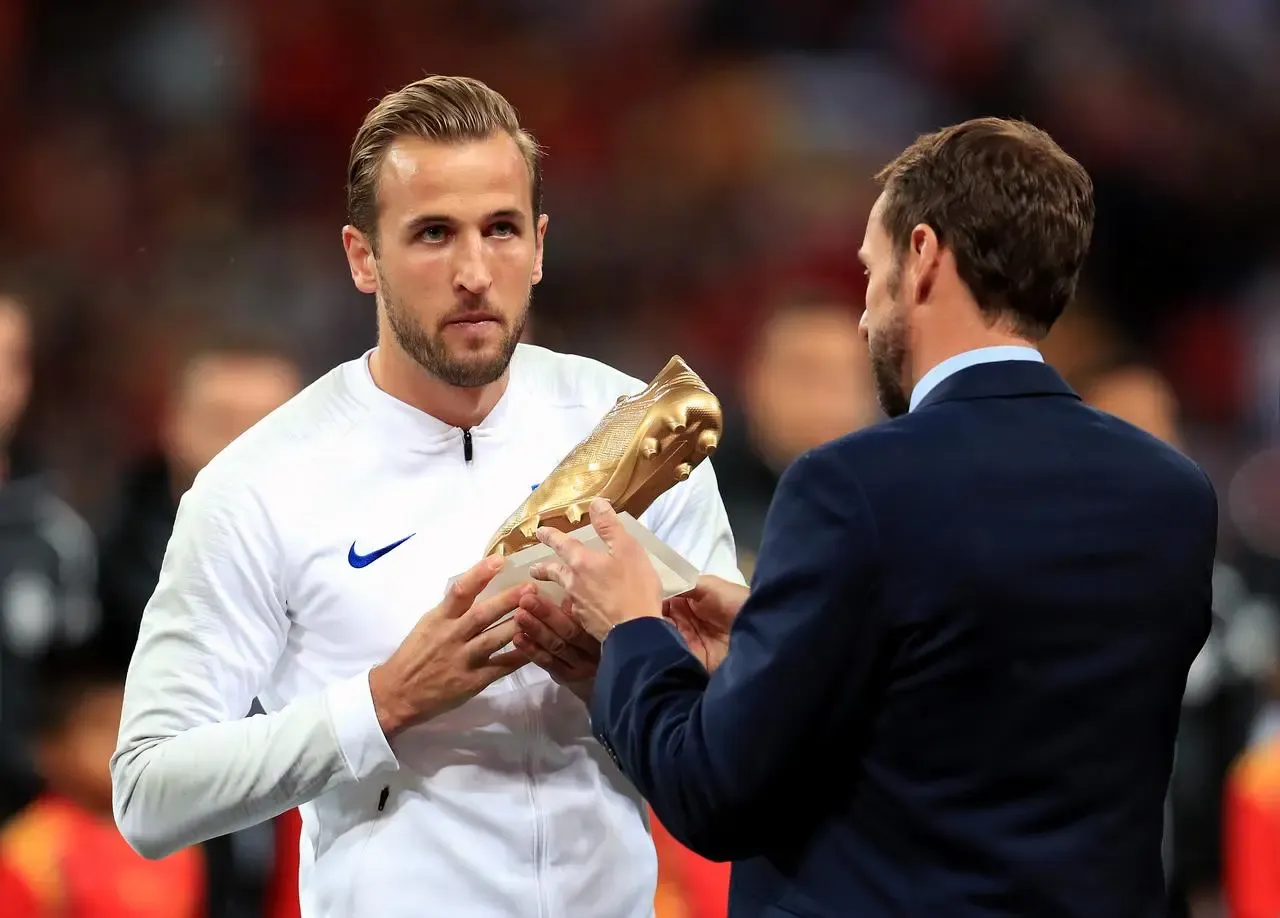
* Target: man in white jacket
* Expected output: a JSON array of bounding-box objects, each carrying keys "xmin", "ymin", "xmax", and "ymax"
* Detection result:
[{"xmin": 111, "ymin": 75, "xmax": 742, "ymax": 917}]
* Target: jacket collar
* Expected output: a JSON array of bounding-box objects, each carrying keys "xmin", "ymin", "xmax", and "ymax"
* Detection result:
[{"xmin": 914, "ymin": 359, "xmax": 1080, "ymax": 411}]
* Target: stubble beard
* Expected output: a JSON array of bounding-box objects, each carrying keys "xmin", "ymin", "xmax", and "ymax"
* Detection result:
[
  {"xmin": 868, "ymin": 265, "xmax": 912, "ymax": 419},
  {"xmin": 380, "ymin": 269, "xmax": 528, "ymax": 389}
]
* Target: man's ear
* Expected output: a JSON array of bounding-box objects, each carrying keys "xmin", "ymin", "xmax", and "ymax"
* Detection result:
[
  {"xmin": 342, "ymin": 226, "xmax": 379, "ymax": 295},
  {"xmin": 908, "ymin": 223, "xmax": 941, "ymax": 305},
  {"xmin": 531, "ymin": 213, "xmax": 549, "ymax": 286}
]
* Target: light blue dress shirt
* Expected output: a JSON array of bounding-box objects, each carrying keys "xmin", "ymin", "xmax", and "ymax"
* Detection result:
[{"xmin": 908, "ymin": 346, "xmax": 1044, "ymax": 413}]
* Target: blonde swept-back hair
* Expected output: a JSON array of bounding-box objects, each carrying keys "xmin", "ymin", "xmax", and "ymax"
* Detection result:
[{"xmin": 346, "ymin": 75, "xmax": 543, "ymax": 252}]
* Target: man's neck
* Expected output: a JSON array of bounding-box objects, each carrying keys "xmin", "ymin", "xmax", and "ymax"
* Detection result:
[
  {"xmin": 369, "ymin": 343, "xmax": 509, "ymax": 430},
  {"xmin": 909, "ymin": 324, "xmax": 1038, "ymax": 396}
]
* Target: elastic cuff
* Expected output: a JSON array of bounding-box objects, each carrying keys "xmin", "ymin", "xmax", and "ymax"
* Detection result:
[{"xmin": 325, "ymin": 668, "xmax": 399, "ymax": 780}]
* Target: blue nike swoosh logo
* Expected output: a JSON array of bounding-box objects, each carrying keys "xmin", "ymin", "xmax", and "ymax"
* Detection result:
[{"xmin": 348, "ymin": 534, "xmax": 415, "ymax": 568}]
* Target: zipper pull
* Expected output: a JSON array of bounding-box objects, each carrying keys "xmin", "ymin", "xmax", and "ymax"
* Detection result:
[
  {"xmin": 463, "ymin": 429, "xmax": 474, "ymax": 462},
  {"xmin": 377, "ymin": 786, "xmax": 389, "ymax": 812}
]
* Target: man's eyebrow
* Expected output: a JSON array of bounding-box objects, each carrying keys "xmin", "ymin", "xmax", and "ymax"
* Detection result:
[
  {"xmin": 404, "ymin": 209, "xmax": 527, "ymax": 231},
  {"xmin": 404, "ymin": 213, "xmax": 454, "ymax": 232}
]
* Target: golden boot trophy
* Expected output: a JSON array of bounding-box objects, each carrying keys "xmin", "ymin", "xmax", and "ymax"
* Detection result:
[{"xmin": 486, "ymin": 355, "xmax": 723, "ymax": 557}]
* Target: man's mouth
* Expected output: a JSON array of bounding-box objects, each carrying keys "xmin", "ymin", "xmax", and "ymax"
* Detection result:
[{"xmin": 446, "ymin": 311, "xmax": 501, "ymax": 327}]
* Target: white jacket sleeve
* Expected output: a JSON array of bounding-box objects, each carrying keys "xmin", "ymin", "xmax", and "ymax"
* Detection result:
[
  {"xmin": 110, "ymin": 472, "xmax": 399, "ymax": 860},
  {"xmin": 645, "ymin": 457, "xmax": 746, "ymax": 587}
]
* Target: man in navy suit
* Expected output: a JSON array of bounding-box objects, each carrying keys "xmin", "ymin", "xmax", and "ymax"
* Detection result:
[{"xmin": 515, "ymin": 117, "xmax": 1217, "ymax": 917}]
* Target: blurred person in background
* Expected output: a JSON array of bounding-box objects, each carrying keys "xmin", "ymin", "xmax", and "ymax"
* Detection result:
[
  {"xmin": 0, "ymin": 294, "xmax": 100, "ymax": 824},
  {"xmin": 110, "ymin": 74, "xmax": 740, "ymax": 918},
  {"xmin": 0, "ymin": 647, "xmax": 204, "ymax": 917},
  {"xmin": 94, "ymin": 329, "xmax": 301, "ymax": 918},
  {"xmin": 96, "ymin": 328, "xmax": 303, "ymax": 666},
  {"xmin": 1223, "ymin": 732, "xmax": 1280, "ymax": 918},
  {"xmin": 714, "ymin": 289, "xmax": 877, "ymax": 573},
  {"xmin": 1044, "ymin": 301, "xmax": 1271, "ymax": 918},
  {"xmin": 1040, "ymin": 299, "xmax": 1183, "ymax": 447}
]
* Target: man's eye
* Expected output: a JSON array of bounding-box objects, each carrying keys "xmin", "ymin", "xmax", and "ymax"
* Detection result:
[
  {"xmin": 421, "ymin": 225, "xmax": 448, "ymax": 242},
  {"xmin": 490, "ymin": 221, "xmax": 517, "ymax": 237}
]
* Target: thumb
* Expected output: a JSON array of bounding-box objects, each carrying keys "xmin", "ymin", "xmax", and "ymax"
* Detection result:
[
  {"xmin": 588, "ymin": 498, "xmax": 622, "ymax": 546},
  {"xmin": 440, "ymin": 555, "xmax": 506, "ymax": 618}
]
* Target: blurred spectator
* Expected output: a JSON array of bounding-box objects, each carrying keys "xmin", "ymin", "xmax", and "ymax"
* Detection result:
[
  {"xmin": 0, "ymin": 294, "xmax": 100, "ymax": 824},
  {"xmin": 1041, "ymin": 297, "xmax": 1184, "ymax": 446},
  {"xmin": 1044, "ymin": 298, "xmax": 1275, "ymax": 918},
  {"xmin": 653, "ymin": 813, "xmax": 730, "ymax": 918},
  {"xmin": 714, "ymin": 289, "xmax": 876, "ymax": 571},
  {"xmin": 0, "ymin": 647, "xmax": 204, "ymax": 917},
  {"xmin": 262, "ymin": 809, "xmax": 301, "ymax": 918},
  {"xmin": 93, "ymin": 327, "xmax": 301, "ymax": 918},
  {"xmin": 1224, "ymin": 733, "xmax": 1280, "ymax": 918},
  {"xmin": 95, "ymin": 326, "xmax": 302, "ymax": 665}
]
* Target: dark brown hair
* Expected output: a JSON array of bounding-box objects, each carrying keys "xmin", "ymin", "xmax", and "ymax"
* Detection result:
[
  {"xmin": 347, "ymin": 75, "xmax": 543, "ymax": 252},
  {"xmin": 875, "ymin": 117, "xmax": 1094, "ymax": 339}
]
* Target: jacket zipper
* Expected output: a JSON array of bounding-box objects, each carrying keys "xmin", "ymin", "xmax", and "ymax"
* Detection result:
[
  {"xmin": 466, "ymin": 424, "xmax": 544, "ymax": 909},
  {"xmin": 345, "ymin": 785, "xmax": 391, "ymax": 913},
  {"xmin": 517, "ymin": 670, "xmax": 549, "ymax": 918}
]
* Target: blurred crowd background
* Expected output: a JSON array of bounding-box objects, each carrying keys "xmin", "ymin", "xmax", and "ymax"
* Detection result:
[{"xmin": 1, "ymin": 1, "xmax": 1279, "ymax": 916}]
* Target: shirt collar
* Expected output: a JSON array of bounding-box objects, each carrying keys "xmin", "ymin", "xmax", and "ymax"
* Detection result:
[
  {"xmin": 909, "ymin": 346, "xmax": 1044, "ymax": 413},
  {"xmin": 344, "ymin": 346, "xmax": 524, "ymax": 446}
]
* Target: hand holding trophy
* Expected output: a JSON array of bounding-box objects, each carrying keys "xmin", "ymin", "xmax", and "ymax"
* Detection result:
[{"xmin": 480, "ymin": 355, "xmax": 724, "ymax": 688}]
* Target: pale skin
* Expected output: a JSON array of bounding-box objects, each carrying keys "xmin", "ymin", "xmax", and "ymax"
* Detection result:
[
  {"xmin": 163, "ymin": 354, "xmax": 301, "ymax": 494},
  {"xmin": 0, "ymin": 297, "xmax": 32, "ymax": 479}
]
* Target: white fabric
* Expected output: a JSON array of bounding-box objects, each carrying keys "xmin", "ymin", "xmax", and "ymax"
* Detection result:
[{"xmin": 111, "ymin": 343, "xmax": 743, "ymax": 918}]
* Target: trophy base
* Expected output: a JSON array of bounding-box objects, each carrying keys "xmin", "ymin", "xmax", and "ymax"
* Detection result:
[{"xmin": 473, "ymin": 512, "xmax": 699, "ymax": 622}]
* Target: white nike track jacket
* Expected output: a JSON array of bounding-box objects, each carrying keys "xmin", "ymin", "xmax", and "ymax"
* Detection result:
[{"xmin": 110, "ymin": 344, "xmax": 743, "ymax": 918}]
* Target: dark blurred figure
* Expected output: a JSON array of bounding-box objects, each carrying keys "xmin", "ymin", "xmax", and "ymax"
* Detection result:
[
  {"xmin": 0, "ymin": 647, "xmax": 203, "ymax": 911},
  {"xmin": 1223, "ymin": 727, "xmax": 1280, "ymax": 918},
  {"xmin": 714, "ymin": 290, "xmax": 876, "ymax": 572},
  {"xmin": 1040, "ymin": 299, "xmax": 1182, "ymax": 447},
  {"xmin": 1044, "ymin": 301, "xmax": 1268, "ymax": 918},
  {"xmin": 94, "ymin": 329, "xmax": 301, "ymax": 918},
  {"xmin": 0, "ymin": 294, "xmax": 100, "ymax": 824},
  {"xmin": 96, "ymin": 328, "xmax": 302, "ymax": 664},
  {"xmin": 0, "ymin": 648, "xmax": 205, "ymax": 916}
]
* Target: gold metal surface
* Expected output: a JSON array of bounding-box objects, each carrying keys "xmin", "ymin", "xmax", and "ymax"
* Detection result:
[{"xmin": 485, "ymin": 355, "xmax": 723, "ymax": 557}]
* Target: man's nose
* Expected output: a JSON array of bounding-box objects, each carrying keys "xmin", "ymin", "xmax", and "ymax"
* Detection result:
[{"xmin": 453, "ymin": 235, "xmax": 492, "ymax": 295}]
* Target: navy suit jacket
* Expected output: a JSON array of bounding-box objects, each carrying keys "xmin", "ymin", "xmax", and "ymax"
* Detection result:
[{"xmin": 591, "ymin": 360, "xmax": 1216, "ymax": 918}]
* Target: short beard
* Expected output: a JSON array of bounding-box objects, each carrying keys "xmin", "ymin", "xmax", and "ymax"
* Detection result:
[
  {"xmin": 379, "ymin": 269, "xmax": 527, "ymax": 389},
  {"xmin": 868, "ymin": 265, "xmax": 911, "ymax": 418}
]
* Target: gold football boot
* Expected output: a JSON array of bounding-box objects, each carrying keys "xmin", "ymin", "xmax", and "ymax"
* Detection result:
[{"xmin": 485, "ymin": 355, "xmax": 723, "ymax": 557}]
